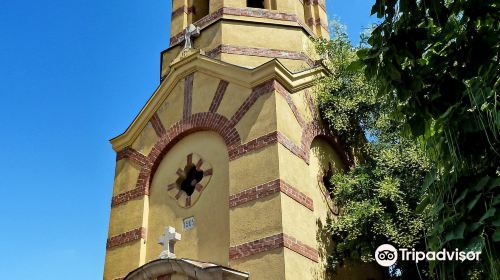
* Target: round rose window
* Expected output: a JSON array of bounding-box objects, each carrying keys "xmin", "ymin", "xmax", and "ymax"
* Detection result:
[{"xmin": 166, "ymin": 153, "xmax": 212, "ymax": 208}]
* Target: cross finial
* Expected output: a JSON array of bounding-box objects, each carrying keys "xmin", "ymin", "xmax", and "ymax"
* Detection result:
[
  {"xmin": 158, "ymin": 226, "xmax": 181, "ymax": 259},
  {"xmin": 182, "ymin": 24, "xmax": 201, "ymax": 50}
]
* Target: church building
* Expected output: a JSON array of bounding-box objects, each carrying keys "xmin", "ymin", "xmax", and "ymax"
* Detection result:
[{"xmin": 103, "ymin": 0, "xmax": 380, "ymax": 279}]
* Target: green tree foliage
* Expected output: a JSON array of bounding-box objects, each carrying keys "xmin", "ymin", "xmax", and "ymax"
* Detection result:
[
  {"xmin": 357, "ymin": 0, "xmax": 500, "ymax": 278},
  {"xmin": 315, "ymin": 23, "xmax": 432, "ymax": 279}
]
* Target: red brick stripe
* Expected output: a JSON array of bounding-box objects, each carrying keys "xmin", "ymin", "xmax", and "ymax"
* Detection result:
[
  {"xmin": 111, "ymin": 187, "xmax": 148, "ymax": 207},
  {"xmin": 106, "ymin": 227, "xmax": 146, "ymax": 249},
  {"xmin": 229, "ymin": 80, "xmax": 276, "ymax": 126},
  {"xmin": 229, "ymin": 233, "xmax": 318, "ymax": 262},
  {"xmin": 229, "ymin": 179, "xmax": 314, "ymax": 211},
  {"xmin": 183, "ymin": 74, "xmax": 194, "ymax": 119},
  {"xmin": 116, "ymin": 147, "xmax": 148, "ymax": 167},
  {"xmin": 205, "ymin": 45, "xmax": 315, "ymax": 67},
  {"xmin": 276, "ymin": 131, "xmax": 308, "ymax": 161},
  {"xmin": 228, "ymin": 131, "xmax": 307, "ymax": 162},
  {"xmin": 228, "ymin": 131, "xmax": 279, "ymax": 160},
  {"xmin": 169, "ymin": 7, "xmax": 315, "ymax": 46},
  {"xmin": 307, "ymin": 17, "xmax": 328, "ymax": 30},
  {"xmin": 280, "ymin": 180, "xmax": 314, "ymax": 211},
  {"xmin": 274, "ymin": 82, "xmax": 306, "ymax": 127},
  {"xmin": 150, "ymin": 112, "xmax": 166, "ymax": 137},
  {"xmin": 209, "ymin": 80, "xmax": 229, "ymax": 113},
  {"xmin": 283, "ymin": 233, "xmax": 319, "ymax": 262}
]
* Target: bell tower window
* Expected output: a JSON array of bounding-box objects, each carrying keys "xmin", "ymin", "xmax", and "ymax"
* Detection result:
[
  {"xmin": 247, "ymin": 0, "xmax": 265, "ymax": 9},
  {"xmin": 192, "ymin": 0, "xmax": 209, "ymax": 23}
]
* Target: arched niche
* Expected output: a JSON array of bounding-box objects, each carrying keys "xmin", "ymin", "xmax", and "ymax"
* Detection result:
[{"xmin": 146, "ymin": 131, "xmax": 230, "ymax": 265}]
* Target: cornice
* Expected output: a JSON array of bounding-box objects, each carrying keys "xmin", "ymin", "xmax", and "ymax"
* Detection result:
[{"xmin": 110, "ymin": 55, "xmax": 327, "ymax": 152}]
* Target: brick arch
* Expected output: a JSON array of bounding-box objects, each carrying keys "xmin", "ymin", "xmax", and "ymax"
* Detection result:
[
  {"xmin": 136, "ymin": 112, "xmax": 241, "ymax": 194},
  {"xmin": 301, "ymin": 121, "xmax": 353, "ymax": 169}
]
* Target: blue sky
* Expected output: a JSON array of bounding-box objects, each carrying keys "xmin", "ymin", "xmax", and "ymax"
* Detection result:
[{"xmin": 0, "ymin": 1, "xmax": 375, "ymax": 278}]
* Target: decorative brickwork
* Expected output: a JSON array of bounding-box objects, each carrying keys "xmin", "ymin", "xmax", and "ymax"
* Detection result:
[
  {"xmin": 208, "ymin": 80, "xmax": 228, "ymax": 113},
  {"xmin": 116, "ymin": 147, "xmax": 148, "ymax": 167},
  {"xmin": 276, "ymin": 131, "xmax": 308, "ymax": 161},
  {"xmin": 229, "ymin": 179, "xmax": 314, "ymax": 211},
  {"xmin": 307, "ymin": 17, "xmax": 328, "ymax": 30},
  {"xmin": 111, "ymin": 77, "xmax": 352, "ymax": 208},
  {"xmin": 229, "ymin": 80, "xmax": 276, "ymax": 126},
  {"xmin": 183, "ymin": 74, "xmax": 194, "ymax": 119},
  {"xmin": 229, "ymin": 233, "xmax": 318, "ymax": 262},
  {"xmin": 280, "ymin": 180, "xmax": 314, "ymax": 211},
  {"xmin": 301, "ymin": 122, "xmax": 353, "ymax": 167},
  {"xmin": 111, "ymin": 112, "xmax": 241, "ymax": 208},
  {"xmin": 150, "ymin": 112, "xmax": 166, "ymax": 137},
  {"xmin": 106, "ymin": 227, "xmax": 146, "ymax": 249},
  {"xmin": 111, "ymin": 187, "xmax": 148, "ymax": 207},
  {"xmin": 205, "ymin": 45, "xmax": 315, "ymax": 67},
  {"xmin": 229, "ymin": 233, "xmax": 284, "ymax": 260},
  {"xmin": 274, "ymin": 82, "xmax": 306, "ymax": 127},
  {"xmin": 166, "ymin": 153, "xmax": 213, "ymax": 208},
  {"xmin": 169, "ymin": 7, "xmax": 315, "ymax": 46},
  {"xmin": 228, "ymin": 131, "xmax": 279, "ymax": 160},
  {"xmin": 283, "ymin": 233, "xmax": 319, "ymax": 262},
  {"xmin": 304, "ymin": 89, "xmax": 318, "ymax": 119}
]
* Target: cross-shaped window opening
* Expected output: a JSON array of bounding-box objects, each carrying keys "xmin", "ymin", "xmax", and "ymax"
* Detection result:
[{"xmin": 178, "ymin": 165, "xmax": 204, "ymax": 196}]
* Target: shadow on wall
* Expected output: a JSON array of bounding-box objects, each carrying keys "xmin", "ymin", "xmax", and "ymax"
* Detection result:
[
  {"xmin": 316, "ymin": 216, "xmax": 384, "ymax": 280},
  {"xmin": 312, "ymin": 142, "xmax": 384, "ymax": 280}
]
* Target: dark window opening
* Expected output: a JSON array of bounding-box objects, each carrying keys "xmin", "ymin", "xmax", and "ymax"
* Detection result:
[
  {"xmin": 178, "ymin": 165, "xmax": 204, "ymax": 196},
  {"xmin": 247, "ymin": 0, "xmax": 265, "ymax": 8},
  {"xmin": 322, "ymin": 162, "xmax": 335, "ymax": 193},
  {"xmin": 192, "ymin": 0, "xmax": 209, "ymax": 23}
]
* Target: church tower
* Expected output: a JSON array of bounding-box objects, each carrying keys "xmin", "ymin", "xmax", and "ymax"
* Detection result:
[{"xmin": 103, "ymin": 1, "xmax": 377, "ymax": 279}]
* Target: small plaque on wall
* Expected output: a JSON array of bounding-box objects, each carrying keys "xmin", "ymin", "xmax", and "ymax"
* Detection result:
[{"xmin": 183, "ymin": 217, "xmax": 195, "ymax": 231}]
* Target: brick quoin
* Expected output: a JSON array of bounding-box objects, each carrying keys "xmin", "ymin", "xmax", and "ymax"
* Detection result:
[
  {"xmin": 229, "ymin": 233, "xmax": 319, "ymax": 262},
  {"xmin": 106, "ymin": 227, "xmax": 147, "ymax": 249},
  {"xmin": 229, "ymin": 179, "xmax": 314, "ymax": 211}
]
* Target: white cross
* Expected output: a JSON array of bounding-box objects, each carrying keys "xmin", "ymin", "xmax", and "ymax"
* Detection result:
[
  {"xmin": 182, "ymin": 24, "xmax": 200, "ymax": 50},
  {"xmin": 158, "ymin": 226, "xmax": 181, "ymax": 259}
]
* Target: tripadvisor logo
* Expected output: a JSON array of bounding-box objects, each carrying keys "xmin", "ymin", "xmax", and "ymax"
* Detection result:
[{"xmin": 375, "ymin": 244, "xmax": 481, "ymax": 267}]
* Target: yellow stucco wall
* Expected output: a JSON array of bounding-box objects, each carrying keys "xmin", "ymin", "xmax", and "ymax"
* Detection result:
[
  {"xmin": 104, "ymin": 241, "xmax": 143, "ymax": 280},
  {"xmin": 191, "ymin": 72, "xmax": 220, "ymax": 114},
  {"xmin": 235, "ymin": 91, "xmax": 277, "ymax": 143},
  {"xmin": 230, "ymin": 248, "xmax": 286, "ymax": 280},
  {"xmin": 157, "ymin": 80, "xmax": 184, "ymax": 130},
  {"xmin": 113, "ymin": 159, "xmax": 140, "ymax": 196},
  {"xmin": 131, "ymin": 122, "xmax": 158, "ymax": 156}
]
